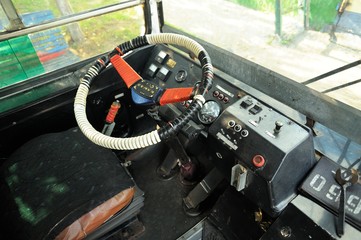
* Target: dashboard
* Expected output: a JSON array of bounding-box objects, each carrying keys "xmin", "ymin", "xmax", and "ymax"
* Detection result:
[
  {"xmin": 135, "ymin": 44, "xmax": 360, "ymax": 231},
  {"xmin": 138, "ymin": 45, "xmax": 316, "ymax": 216}
]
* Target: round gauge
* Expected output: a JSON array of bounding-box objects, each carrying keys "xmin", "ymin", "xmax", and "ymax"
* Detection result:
[
  {"xmin": 197, "ymin": 100, "xmax": 221, "ymax": 124},
  {"xmin": 175, "ymin": 69, "xmax": 188, "ymax": 82}
]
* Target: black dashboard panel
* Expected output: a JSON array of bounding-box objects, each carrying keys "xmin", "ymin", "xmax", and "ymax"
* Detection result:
[
  {"xmin": 141, "ymin": 45, "xmax": 242, "ymax": 125},
  {"xmin": 208, "ymin": 95, "xmax": 315, "ymax": 216},
  {"xmin": 140, "ymin": 45, "xmax": 316, "ymax": 217}
]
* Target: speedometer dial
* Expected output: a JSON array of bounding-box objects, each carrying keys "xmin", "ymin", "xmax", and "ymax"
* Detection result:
[{"xmin": 197, "ymin": 101, "xmax": 221, "ymax": 124}]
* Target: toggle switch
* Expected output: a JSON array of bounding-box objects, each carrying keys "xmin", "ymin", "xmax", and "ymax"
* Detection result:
[{"xmin": 274, "ymin": 120, "xmax": 283, "ymax": 133}]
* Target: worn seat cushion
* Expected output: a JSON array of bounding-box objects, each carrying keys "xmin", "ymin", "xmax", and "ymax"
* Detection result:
[{"xmin": 0, "ymin": 127, "xmax": 134, "ymax": 239}]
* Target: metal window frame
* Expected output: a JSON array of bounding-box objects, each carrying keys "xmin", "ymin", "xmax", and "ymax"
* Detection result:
[
  {"xmin": 0, "ymin": 0, "xmax": 25, "ymax": 30},
  {"xmin": 0, "ymin": 0, "xmax": 145, "ymax": 41}
]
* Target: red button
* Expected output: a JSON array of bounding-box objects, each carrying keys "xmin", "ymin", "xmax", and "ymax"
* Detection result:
[{"xmin": 252, "ymin": 155, "xmax": 265, "ymax": 168}]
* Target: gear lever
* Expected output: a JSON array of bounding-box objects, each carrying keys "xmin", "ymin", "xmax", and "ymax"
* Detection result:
[{"xmin": 334, "ymin": 158, "xmax": 360, "ymax": 237}]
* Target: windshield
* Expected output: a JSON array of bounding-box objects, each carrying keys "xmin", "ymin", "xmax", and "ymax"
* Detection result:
[{"xmin": 163, "ymin": 0, "xmax": 361, "ymax": 111}]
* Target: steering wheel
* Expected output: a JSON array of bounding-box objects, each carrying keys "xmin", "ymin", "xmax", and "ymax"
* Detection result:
[{"xmin": 74, "ymin": 33, "xmax": 213, "ymax": 150}]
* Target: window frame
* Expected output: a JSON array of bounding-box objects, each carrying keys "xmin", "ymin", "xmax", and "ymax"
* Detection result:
[
  {"xmin": 0, "ymin": 0, "xmax": 146, "ymax": 41},
  {"xmin": 0, "ymin": 0, "xmax": 152, "ymax": 114}
]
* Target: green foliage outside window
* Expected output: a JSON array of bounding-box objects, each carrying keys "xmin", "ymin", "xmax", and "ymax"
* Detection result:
[{"xmin": 231, "ymin": 0, "xmax": 340, "ymax": 30}]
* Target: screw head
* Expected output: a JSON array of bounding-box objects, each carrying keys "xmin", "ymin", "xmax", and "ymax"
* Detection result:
[{"xmin": 280, "ymin": 226, "xmax": 292, "ymax": 238}]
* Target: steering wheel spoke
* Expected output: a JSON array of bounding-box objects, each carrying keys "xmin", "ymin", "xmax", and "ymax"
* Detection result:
[
  {"xmin": 158, "ymin": 87, "xmax": 194, "ymax": 105},
  {"xmin": 110, "ymin": 54, "xmax": 142, "ymax": 88},
  {"xmin": 111, "ymin": 49, "xmax": 195, "ymax": 106},
  {"xmin": 131, "ymin": 79, "xmax": 194, "ymax": 106}
]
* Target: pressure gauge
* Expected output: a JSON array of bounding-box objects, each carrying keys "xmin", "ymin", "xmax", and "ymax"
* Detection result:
[{"xmin": 197, "ymin": 100, "xmax": 221, "ymax": 124}]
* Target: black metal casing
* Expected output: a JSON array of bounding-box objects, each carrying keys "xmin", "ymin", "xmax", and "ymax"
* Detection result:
[{"xmin": 208, "ymin": 95, "xmax": 316, "ymax": 216}]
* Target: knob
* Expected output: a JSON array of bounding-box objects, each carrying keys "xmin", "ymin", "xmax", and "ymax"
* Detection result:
[
  {"xmin": 241, "ymin": 129, "xmax": 249, "ymax": 137},
  {"xmin": 274, "ymin": 121, "xmax": 283, "ymax": 133},
  {"xmin": 228, "ymin": 120, "xmax": 236, "ymax": 128},
  {"xmin": 252, "ymin": 155, "xmax": 265, "ymax": 168},
  {"xmin": 234, "ymin": 124, "xmax": 242, "ymax": 132}
]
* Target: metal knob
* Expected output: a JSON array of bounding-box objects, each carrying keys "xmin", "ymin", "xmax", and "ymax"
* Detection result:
[{"xmin": 274, "ymin": 121, "xmax": 283, "ymax": 133}]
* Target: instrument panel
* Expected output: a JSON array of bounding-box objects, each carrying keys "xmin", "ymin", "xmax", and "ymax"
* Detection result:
[
  {"xmin": 140, "ymin": 45, "xmax": 316, "ymax": 216},
  {"xmin": 208, "ymin": 95, "xmax": 315, "ymax": 216},
  {"xmin": 140, "ymin": 45, "xmax": 241, "ymax": 124},
  {"xmin": 197, "ymin": 100, "xmax": 221, "ymax": 124}
]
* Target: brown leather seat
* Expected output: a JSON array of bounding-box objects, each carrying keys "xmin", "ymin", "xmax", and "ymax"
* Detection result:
[{"xmin": 56, "ymin": 187, "xmax": 134, "ymax": 239}]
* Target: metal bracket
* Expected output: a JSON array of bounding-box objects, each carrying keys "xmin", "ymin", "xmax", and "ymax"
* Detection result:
[{"xmin": 231, "ymin": 164, "xmax": 248, "ymax": 191}]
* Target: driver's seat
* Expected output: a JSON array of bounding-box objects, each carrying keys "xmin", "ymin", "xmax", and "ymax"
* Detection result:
[{"xmin": 0, "ymin": 127, "xmax": 142, "ymax": 240}]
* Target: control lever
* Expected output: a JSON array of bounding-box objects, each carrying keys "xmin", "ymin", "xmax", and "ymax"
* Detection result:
[
  {"xmin": 334, "ymin": 158, "xmax": 360, "ymax": 237},
  {"xmin": 102, "ymin": 101, "xmax": 121, "ymax": 135}
]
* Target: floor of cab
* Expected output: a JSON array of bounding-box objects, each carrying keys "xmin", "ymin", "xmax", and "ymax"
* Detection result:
[{"xmin": 126, "ymin": 146, "xmax": 209, "ymax": 239}]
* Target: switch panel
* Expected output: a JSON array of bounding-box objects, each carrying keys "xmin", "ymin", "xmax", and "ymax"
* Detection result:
[
  {"xmin": 146, "ymin": 64, "xmax": 158, "ymax": 78},
  {"xmin": 240, "ymin": 99, "xmax": 253, "ymax": 109},
  {"xmin": 156, "ymin": 67, "xmax": 170, "ymax": 81},
  {"xmin": 249, "ymin": 104, "xmax": 262, "ymax": 114},
  {"xmin": 208, "ymin": 95, "xmax": 315, "ymax": 216},
  {"xmin": 155, "ymin": 51, "xmax": 168, "ymax": 64}
]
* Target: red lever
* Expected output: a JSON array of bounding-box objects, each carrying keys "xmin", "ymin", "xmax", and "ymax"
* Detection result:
[
  {"xmin": 110, "ymin": 55, "xmax": 141, "ymax": 88},
  {"xmin": 159, "ymin": 87, "xmax": 193, "ymax": 105},
  {"xmin": 105, "ymin": 101, "xmax": 121, "ymax": 123}
]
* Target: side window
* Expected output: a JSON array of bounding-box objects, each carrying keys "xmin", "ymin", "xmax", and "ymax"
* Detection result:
[
  {"xmin": 12, "ymin": 0, "xmax": 132, "ymax": 25},
  {"xmin": 0, "ymin": 0, "xmax": 145, "ymax": 89},
  {"xmin": 163, "ymin": 0, "xmax": 361, "ymax": 111}
]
